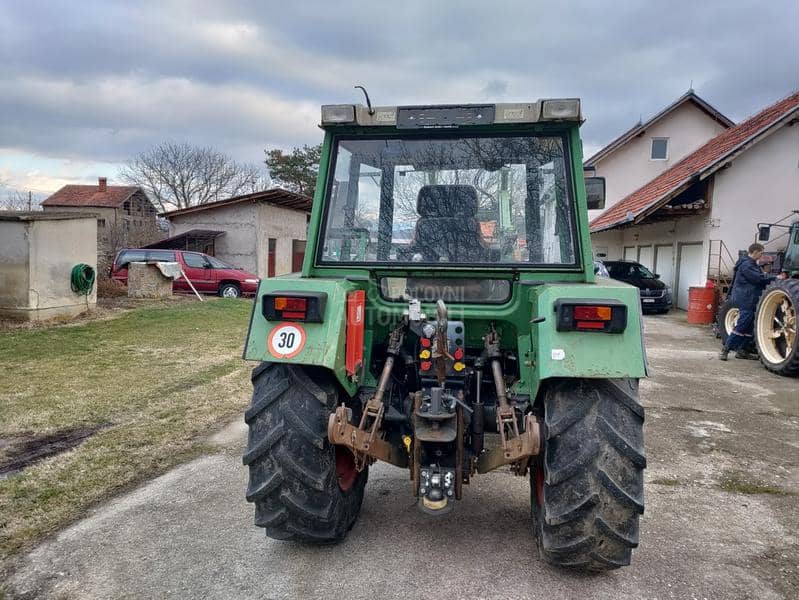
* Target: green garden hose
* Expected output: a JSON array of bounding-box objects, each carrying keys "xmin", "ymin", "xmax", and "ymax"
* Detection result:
[{"xmin": 70, "ymin": 263, "xmax": 96, "ymax": 295}]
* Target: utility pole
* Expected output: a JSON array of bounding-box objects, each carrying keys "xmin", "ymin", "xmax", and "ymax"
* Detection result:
[{"xmin": 27, "ymin": 191, "xmax": 32, "ymax": 211}]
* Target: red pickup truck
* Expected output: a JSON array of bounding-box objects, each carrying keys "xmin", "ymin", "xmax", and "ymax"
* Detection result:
[{"xmin": 110, "ymin": 248, "xmax": 260, "ymax": 297}]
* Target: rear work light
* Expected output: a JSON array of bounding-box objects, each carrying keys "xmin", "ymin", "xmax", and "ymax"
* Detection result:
[
  {"xmin": 263, "ymin": 292, "xmax": 326, "ymax": 323},
  {"xmin": 554, "ymin": 300, "xmax": 627, "ymax": 333}
]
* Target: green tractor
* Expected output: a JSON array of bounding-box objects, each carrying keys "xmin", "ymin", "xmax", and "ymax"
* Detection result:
[
  {"xmin": 718, "ymin": 219, "xmax": 799, "ymax": 376},
  {"xmin": 242, "ymin": 99, "xmax": 648, "ymax": 570}
]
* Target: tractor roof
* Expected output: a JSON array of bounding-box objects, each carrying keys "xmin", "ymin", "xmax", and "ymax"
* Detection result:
[{"xmin": 320, "ymin": 99, "xmax": 582, "ymax": 129}]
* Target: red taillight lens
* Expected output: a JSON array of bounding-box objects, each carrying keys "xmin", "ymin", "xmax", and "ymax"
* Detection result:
[
  {"xmin": 274, "ymin": 297, "xmax": 307, "ymax": 311},
  {"xmin": 576, "ymin": 321, "xmax": 606, "ymax": 330},
  {"xmin": 555, "ymin": 300, "xmax": 627, "ymax": 334},
  {"xmin": 573, "ymin": 305, "xmax": 612, "ymax": 321},
  {"xmin": 263, "ymin": 292, "xmax": 326, "ymax": 323}
]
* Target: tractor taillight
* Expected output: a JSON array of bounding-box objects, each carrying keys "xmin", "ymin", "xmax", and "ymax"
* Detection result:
[
  {"xmin": 554, "ymin": 300, "xmax": 627, "ymax": 334},
  {"xmin": 263, "ymin": 292, "xmax": 326, "ymax": 323}
]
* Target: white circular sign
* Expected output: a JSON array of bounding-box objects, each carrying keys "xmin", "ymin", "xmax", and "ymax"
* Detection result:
[{"xmin": 267, "ymin": 323, "xmax": 306, "ymax": 359}]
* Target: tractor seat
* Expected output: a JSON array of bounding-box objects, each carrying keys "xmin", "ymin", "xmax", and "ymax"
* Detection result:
[{"xmin": 410, "ymin": 185, "xmax": 488, "ymax": 263}]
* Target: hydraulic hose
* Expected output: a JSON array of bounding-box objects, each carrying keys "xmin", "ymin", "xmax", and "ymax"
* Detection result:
[{"xmin": 70, "ymin": 263, "xmax": 96, "ymax": 295}]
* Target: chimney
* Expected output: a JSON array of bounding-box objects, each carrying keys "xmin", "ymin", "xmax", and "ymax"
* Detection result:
[{"xmin": 98, "ymin": 177, "xmax": 107, "ymax": 192}]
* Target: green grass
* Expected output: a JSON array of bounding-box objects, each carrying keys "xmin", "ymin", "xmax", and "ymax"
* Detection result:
[
  {"xmin": 0, "ymin": 299, "xmax": 254, "ymax": 562},
  {"xmin": 718, "ymin": 473, "xmax": 796, "ymax": 496}
]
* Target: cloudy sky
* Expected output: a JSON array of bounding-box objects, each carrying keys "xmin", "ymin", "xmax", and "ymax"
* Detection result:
[{"xmin": 1, "ymin": 0, "xmax": 797, "ymax": 199}]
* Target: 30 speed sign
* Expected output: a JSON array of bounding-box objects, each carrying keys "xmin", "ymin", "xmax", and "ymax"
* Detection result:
[{"xmin": 267, "ymin": 323, "xmax": 306, "ymax": 359}]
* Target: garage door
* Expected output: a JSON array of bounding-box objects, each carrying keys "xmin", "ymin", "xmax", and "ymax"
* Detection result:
[
  {"xmin": 637, "ymin": 246, "xmax": 654, "ymax": 270},
  {"xmin": 676, "ymin": 243, "xmax": 704, "ymax": 310},
  {"xmin": 655, "ymin": 244, "xmax": 675, "ymax": 289},
  {"xmin": 623, "ymin": 246, "xmax": 636, "ymax": 261}
]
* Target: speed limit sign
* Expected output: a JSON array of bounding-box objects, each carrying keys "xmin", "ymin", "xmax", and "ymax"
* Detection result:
[{"xmin": 267, "ymin": 323, "xmax": 306, "ymax": 359}]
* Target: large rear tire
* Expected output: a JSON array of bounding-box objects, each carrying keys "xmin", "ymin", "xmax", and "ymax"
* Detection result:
[
  {"xmin": 532, "ymin": 378, "xmax": 646, "ymax": 571},
  {"xmin": 755, "ymin": 279, "xmax": 799, "ymax": 376},
  {"xmin": 243, "ymin": 363, "xmax": 368, "ymax": 543}
]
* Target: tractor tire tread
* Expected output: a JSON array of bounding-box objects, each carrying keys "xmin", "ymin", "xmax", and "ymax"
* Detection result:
[
  {"xmin": 244, "ymin": 363, "xmax": 367, "ymax": 544},
  {"xmin": 534, "ymin": 378, "xmax": 645, "ymax": 571}
]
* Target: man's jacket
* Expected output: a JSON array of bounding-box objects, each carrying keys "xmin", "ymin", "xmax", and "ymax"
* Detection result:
[{"xmin": 729, "ymin": 256, "xmax": 773, "ymax": 311}]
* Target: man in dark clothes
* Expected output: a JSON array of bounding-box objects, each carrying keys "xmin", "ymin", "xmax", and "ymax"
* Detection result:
[{"xmin": 720, "ymin": 243, "xmax": 786, "ymax": 360}]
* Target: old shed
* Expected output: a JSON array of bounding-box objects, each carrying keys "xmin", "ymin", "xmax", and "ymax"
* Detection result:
[
  {"xmin": 0, "ymin": 212, "xmax": 98, "ymax": 321},
  {"xmin": 160, "ymin": 189, "xmax": 311, "ymax": 278}
]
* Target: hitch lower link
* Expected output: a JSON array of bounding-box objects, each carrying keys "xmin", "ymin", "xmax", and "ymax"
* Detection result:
[
  {"xmin": 327, "ymin": 325, "xmax": 408, "ymax": 470},
  {"xmin": 476, "ymin": 326, "xmax": 541, "ymax": 475}
]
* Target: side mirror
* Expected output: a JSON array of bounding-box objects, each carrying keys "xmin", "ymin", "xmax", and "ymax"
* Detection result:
[
  {"xmin": 654, "ymin": 274, "xmax": 661, "ymax": 279},
  {"xmin": 585, "ymin": 177, "xmax": 606, "ymax": 210},
  {"xmin": 758, "ymin": 225, "xmax": 771, "ymax": 242}
]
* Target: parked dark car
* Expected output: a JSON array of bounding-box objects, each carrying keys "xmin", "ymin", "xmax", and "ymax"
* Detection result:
[
  {"xmin": 604, "ymin": 260, "xmax": 672, "ymax": 313},
  {"xmin": 110, "ymin": 248, "xmax": 260, "ymax": 297}
]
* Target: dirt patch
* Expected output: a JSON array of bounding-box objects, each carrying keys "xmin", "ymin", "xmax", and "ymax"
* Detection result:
[{"xmin": 0, "ymin": 426, "xmax": 106, "ymax": 479}]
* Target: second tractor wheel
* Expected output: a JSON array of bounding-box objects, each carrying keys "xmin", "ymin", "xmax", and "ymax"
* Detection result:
[
  {"xmin": 755, "ymin": 278, "xmax": 799, "ymax": 376},
  {"xmin": 717, "ymin": 300, "xmax": 739, "ymax": 345},
  {"xmin": 532, "ymin": 378, "xmax": 646, "ymax": 571},
  {"xmin": 243, "ymin": 363, "xmax": 368, "ymax": 543}
]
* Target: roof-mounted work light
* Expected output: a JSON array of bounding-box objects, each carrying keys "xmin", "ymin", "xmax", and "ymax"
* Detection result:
[
  {"xmin": 541, "ymin": 99, "xmax": 581, "ymax": 121},
  {"xmin": 321, "ymin": 105, "xmax": 356, "ymax": 125}
]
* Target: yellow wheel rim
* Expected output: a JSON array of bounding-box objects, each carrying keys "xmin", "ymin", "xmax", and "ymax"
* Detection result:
[{"xmin": 756, "ymin": 289, "xmax": 797, "ymax": 365}]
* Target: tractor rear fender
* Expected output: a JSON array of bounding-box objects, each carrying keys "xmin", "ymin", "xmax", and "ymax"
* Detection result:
[
  {"xmin": 529, "ymin": 279, "xmax": 648, "ymax": 382},
  {"xmin": 243, "ymin": 277, "xmax": 365, "ymax": 395}
]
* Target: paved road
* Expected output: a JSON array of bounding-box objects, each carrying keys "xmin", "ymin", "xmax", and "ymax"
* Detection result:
[{"xmin": 8, "ymin": 314, "xmax": 799, "ymax": 599}]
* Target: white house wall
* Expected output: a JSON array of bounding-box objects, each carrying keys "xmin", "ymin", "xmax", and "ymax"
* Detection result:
[
  {"xmin": 255, "ymin": 203, "xmax": 308, "ymax": 277},
  {"xmin": 591, "ymin": 216, "xmax": 709, "ymax": 308},
  {"xmin": 708, "ymin": 123, "xmax": 799, "ymax": 275},
  {"xmin": 169, "ymin": 203, "xmax": 259, "ymax": 274},
  {"xmin": 589, "ymin": 103, "xmax": 728, "ymax": 222}
]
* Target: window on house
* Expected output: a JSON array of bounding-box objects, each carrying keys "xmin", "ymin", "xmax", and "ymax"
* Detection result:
[
  {"xmin": 651, "ymin": 138, "xmax": 669, "ymax": 160},
  {"xmin": 97, "ymin": 218, "xmax": 106, "ymax": 228}
]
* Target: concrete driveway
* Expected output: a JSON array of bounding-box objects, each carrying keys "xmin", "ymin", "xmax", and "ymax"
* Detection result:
[{"xmin": 7, "ymin": 313, "xmax": 799, "ymax": 599}]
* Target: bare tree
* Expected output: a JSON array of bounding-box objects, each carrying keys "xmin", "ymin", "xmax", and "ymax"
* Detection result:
[
  {"xmin": 0, "ymin": 187, "xmax": 36, "ymax": 211},
  {"xmin": 119, "ymin": 142, "xmax": 269, "ymax": 212}
]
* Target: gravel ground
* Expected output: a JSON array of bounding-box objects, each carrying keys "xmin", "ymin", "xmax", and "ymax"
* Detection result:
[{"xmin": 6, "ymin": 312, "xmax": 799, "ymax": 600}]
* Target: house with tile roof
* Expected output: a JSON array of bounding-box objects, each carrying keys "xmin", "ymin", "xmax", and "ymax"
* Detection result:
[
  {"xmin": 590, "ymin": 89, "xmax": 799, "ymax": 310},
  {"xmin": 42, "ymin": 177, "xmax": 159, "ymax": 260},
  {"xmin": 585, "ymin": 90, "xmax": 733, "ymax": 224}
]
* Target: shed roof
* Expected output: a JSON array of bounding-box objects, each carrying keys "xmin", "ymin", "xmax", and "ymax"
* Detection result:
[
  {"xmin": 584, "ymin": 91, "xmax": 734, "ymax": 168},
  {"xmin": 142, "ymin": 229, "xmax": 225, "ymax": 250},
  {"xmin": 161, "ymin": 188, "xmax": 312, "ymax": 218},
  {"xmin": 590, "ymin": 89, "xmax": 799, "ymax": 233}
]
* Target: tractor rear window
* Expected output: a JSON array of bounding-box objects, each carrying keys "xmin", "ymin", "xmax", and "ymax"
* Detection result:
[
  {"xmin": 379, "ymin": 277, "xmax": 511, "ymax": 303},
  {"xmin": 318, "ymin": 134, "xmax": 578, "ymax": 268}
]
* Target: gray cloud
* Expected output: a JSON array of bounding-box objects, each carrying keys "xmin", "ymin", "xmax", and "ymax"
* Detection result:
[{"xmin": 1, "ymin": 0, "xmax": 798, "ymax": 183}]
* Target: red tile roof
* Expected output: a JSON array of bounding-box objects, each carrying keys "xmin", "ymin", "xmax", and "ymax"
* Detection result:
[
  {"xmin": 42, "ymin": 184, "xmax": 140, "ymax": 208},
  {"xmin": 161, "ymin": 188, "xmax": 312, "ymax": 217},
  {"xmin": 590, "ymin": 90, "xmax": 799, "ymax": 232}
]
